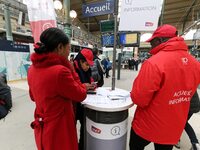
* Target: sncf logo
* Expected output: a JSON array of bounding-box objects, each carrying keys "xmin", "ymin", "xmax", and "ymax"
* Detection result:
[
  {"xmin": 91, "ymin": 126, "xmax": 101, "ymax": 134},
  {"xmin": 42, "ymin": 22, "xmax": 54, "ymax": 31},
  {"xmin": 182, "ymin": 57, "xmax": 188, "ymax": 65},
  {"xmin": 145, "ymin": 22, "xmax": 154, "ymax": 27}
]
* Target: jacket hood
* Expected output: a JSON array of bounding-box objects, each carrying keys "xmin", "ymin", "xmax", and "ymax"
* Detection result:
[
  {"xmin": 149, "ymin": 37, "xmax": 188, "ymax": 55},
  {"xmin": 31, "ymin": 52, "xmax": 72, "ymax": 70}
]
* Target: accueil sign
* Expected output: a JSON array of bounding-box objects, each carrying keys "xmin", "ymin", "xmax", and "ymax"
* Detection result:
[
  {"xmin": 82, "ymin": 0, "xmax": 114, "ymax": 17},
  {"xmin": 119, "ymin": 0, "xmax": 163, "ymax": 31}
]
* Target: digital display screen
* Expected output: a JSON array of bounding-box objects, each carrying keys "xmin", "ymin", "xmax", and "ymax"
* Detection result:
[
  {"xmin": 119, "ymin": 33, "xmax": 139, "ymax": 46},
  {"xmin": 101, "ymin": 34, "xmax": 114, "ymax": 47}
]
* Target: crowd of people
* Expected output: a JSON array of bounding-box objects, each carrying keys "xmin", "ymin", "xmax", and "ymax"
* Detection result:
[{"xmin": 2, "ymin": 24, "xmax": 198, "ymax": 150}]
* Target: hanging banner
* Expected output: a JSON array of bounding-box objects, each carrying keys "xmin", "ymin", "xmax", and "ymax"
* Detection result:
[
  {"xmin": 26, "ymin": 0, "xmax": 57, "ymax": 43},
  {"xmin": 119, "ymin": 0, "xmax": 163, "ymax": 31}
]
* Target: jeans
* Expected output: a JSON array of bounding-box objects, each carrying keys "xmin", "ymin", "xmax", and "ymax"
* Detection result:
[{"xmin": 129, "ymin": 129, "xmax": 173, "ymax": 150}]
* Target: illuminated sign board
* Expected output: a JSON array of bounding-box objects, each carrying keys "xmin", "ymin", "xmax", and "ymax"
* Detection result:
[
  {"xmin": 100, "ymin": 20, "xmax": 114, "ymax": 33},
  {"xmin": 101, "ymin": 34, "xmax": 114, "ymax": 47},
  {"xmin": 82, "ymin": 0, "xmax": 115, "ymax": 17},
  {"xmin": 119, "ymin": 32, "xmax": 140, "ymax": 47}
]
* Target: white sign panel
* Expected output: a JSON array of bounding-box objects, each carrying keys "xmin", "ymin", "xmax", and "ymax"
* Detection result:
[
  {"xmin": 86, "ymin": 117, "xmax": 128, "ymax": 140},
  {"xmin": 119, "ymin": 0, "xmax": 163, "ymax": 31}
]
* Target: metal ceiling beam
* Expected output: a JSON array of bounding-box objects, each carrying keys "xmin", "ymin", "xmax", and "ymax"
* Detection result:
[{"xmin": 182, "ymin": 0, "xmax": 197, "ymax": 33}]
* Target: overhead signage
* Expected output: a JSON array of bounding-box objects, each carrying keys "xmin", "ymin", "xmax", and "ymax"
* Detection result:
[
  {"xmin": 100, "ymin": 20, "xmax": 114, "ymax": 33},
  {"xmin": 0, "ymin": 39, "xmax": 30, "ymax": 52},
  {"xmin": 82, "ymin": 0, "xmax": 115, "ymax": 17},
  {"xmin": 119, "ymin": 32, "xmax": 140, "ymax": 47},
  {"xmin": 101, "ymin": 33, "xmax": 114, "ymax": 47},
  {"xmin": 119, "ymin": 0, "xmax": 163, "ymax": 31}
]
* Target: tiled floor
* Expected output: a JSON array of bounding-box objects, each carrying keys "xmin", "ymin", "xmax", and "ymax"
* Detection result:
[{"xmin": 0, "ymin": 68, "xmax": 199, "ymax": 150}]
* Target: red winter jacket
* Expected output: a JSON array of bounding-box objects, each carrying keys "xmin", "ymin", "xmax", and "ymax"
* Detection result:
[
  {"xmin": 131, "ymin": 37, "xmax": 200, "ymax": 144},
  {"xmin": 28, "ymin": 53, "xmax": 87, "ymax": 150}
]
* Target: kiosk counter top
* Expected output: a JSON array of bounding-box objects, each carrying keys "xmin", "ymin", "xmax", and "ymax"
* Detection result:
[{"xmin": 82, "ymin": 87, "xmax": 134, "ymax": 112}]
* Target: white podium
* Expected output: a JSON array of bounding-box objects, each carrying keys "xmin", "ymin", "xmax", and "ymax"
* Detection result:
[{"xmin": 82, "ymin": 87, "xmax": 133, "ymax": 150}]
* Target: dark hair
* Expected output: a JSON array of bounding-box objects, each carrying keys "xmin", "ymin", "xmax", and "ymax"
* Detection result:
[
  {"xmin": 74, "ymin": 52, "xmax": 87, "ymax": 64},
  {"xmin": 34, "ymin": 28, "xmax": 69, "ymax": 54},
  {"xmin": 92, "ymin": 47, "xmax": 99, "ymax": 56}
]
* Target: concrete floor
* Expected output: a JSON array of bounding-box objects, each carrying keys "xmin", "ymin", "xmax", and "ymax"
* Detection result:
[{"xmin": 0, "ymin": 67, "xmax": 199, "ymax": 150}]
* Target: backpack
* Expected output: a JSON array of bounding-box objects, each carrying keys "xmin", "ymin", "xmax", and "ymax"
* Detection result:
[
  {"xmin": 91, "ymin": 59, "xmax": 101, "ymax": 82},
  {"xmin": 91, "ymin": 59, "xmax": 104, "ymax": 87},
  {"xmin": 0, "ymin": 75, "xmax": 12, "ymax": 119}
]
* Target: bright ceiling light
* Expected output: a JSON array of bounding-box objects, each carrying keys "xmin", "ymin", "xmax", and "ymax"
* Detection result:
[
  {"xmin": 54, "ymin": 0, "xmax": 62, "ymax": 10},
  {"xmin": 70, "ymin": 10, "xmax": 77, "ymax": 18}
]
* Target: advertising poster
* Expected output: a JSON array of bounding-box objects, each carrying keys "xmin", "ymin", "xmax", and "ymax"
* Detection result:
[
  {"xmin": 0, "ymin": 39, "xmax": 31, "ymax": 81},
  {"xmin": 0, "ymin": 52, "xmax": 7, "ymax": 74},
  {"xmin": 4, "ymin": 52, "xmax": 31, "ymax": 81}
]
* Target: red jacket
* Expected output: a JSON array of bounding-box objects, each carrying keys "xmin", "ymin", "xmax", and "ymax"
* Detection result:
[
  {"xmin": 28, "ymin": 53, "xmax": 87, "ymax": 150},
  {"xmin": 131, "ymin": 37, "xmax": 200, "ymax": 144}
]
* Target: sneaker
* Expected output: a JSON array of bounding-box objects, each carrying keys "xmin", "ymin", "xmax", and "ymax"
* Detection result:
[
  {"xmin": 191, "ymin": 143, "xmax": 200, "ymax": 150},
  {"xmin": 175, "ymin": 141, "xmax": 181, "ymax": 149}
]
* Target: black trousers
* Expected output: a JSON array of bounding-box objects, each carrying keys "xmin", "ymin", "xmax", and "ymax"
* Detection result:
[
  {"xmin": 76, "ymin": 103, "xmax": 84, "ymax": 150},
  {"xmin": 185, "ymin": 112, "xmax": 199, "ymax": 144},
  {"xmin": 129, "ymin": 129, "xmax": 173, "ymax": 150}
]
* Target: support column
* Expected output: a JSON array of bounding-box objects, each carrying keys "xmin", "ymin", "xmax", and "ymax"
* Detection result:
[
  {"xmin": 63, "ymin": 0, "xmax": 71, "ymax": 38},
  {"xmin": 111, "ymin": 0, "xmax": 119, "ymax": 90},
  {"xmin": 134, "ymin": 47, "xmax": 139, "ymax": 57},
  {"xmin": 3, "ymin": 4, "xmax": 13, "ymax": 41}
]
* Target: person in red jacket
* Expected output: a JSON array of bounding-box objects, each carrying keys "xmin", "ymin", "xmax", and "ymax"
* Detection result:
[
  {"xmin": 129, "ymin": 24, "xmax": 200, "ymax": 150},
  {"xmin": 73, "ymin": 48, "xmax": 96, "ymax": 150},
  {"xmin": 28, "ymin": 28, "xmax": 91, "ymax": 150}
]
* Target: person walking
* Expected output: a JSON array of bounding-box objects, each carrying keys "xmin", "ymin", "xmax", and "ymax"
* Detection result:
[
  {"xmin": 175, "ymin": 91, "xmax": 200, "ymax": 150},
  {"xmin": 28, "ymin": 28, "xmax": 89, "ymax": 150},
  {"xmin": 133, "ymin": 56, "xmax": 139, "ymax": 71},
  {"xmin": 73, "ymin": 48, "xmax": 95, "ymax": 150},
  {"xmin": 129, "ymin": 24, "xmax": 200, "ymax": 150}
]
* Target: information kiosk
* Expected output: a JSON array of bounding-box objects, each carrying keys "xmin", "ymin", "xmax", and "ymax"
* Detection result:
[{"xmin": 82, "ymin": 87, "xmax": 133, "ymax": 150}]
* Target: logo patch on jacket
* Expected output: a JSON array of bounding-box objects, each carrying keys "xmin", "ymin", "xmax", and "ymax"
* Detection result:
[{"xmin": 182, "ymin": 57, "xmax": 188, "ymax": 65}]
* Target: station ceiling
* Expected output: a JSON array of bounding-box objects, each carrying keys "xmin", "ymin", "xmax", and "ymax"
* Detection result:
[{"xmin": 69, "ymin": 0, "xmax": 200, "ymax": 34}]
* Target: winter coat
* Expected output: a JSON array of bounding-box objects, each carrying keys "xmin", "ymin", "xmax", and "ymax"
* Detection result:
[
  {"xmin": 28, "ymin": 53, "xmax": 87, "ymax": 150},
  {"xmin": 131, "ymin": 37, "xmax": 200, "ymax": 145},
  {"xmin": 73, "ymin": 60, "xmax": 92, "ymax": 121},
  {"xmin": 190, "ymin": 91, "xmax": 200, "ymax": 113}
]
